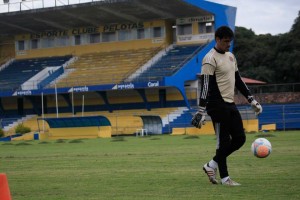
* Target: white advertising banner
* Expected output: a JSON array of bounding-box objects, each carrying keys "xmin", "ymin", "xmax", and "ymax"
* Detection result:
[
  {"xmin": 176, "ymin": 16, "xmax": 215, "ymax": 25},
  {"xmin": 177, "ymin": 33, "xmax": 214, "ymax": 43}
]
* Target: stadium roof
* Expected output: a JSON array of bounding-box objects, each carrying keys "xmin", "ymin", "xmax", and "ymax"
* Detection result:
[{"xmin": 0, "ymin": 0, "xmax": 212, "ymax": 36}]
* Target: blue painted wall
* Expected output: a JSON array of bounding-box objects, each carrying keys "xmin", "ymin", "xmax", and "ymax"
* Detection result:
[{"xmin": 164, "ymin": 0, "xmax": 237, "ymax": 108}]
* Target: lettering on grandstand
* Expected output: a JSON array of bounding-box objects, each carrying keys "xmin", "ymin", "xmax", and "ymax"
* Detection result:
[
  {"xmin": 177, "ymin": 33, "xmax": 214, "ymax": 43},
  {"xmin": 177, "ymin": 36, "xmax": 192, "ymax": 42},
  {"xmin": 148, "ymin": 81, "xmax": 159, "ymax": 87},
  {"xmin": 103, "ymin": 22, "xmax": 144, "ymax": 32},
  {"xmin": 30, "ymin": 30, "xmax": 69, "ymax": 39},
  {"xmin": 29, "ymin": 23, "xmax": 143, "ymax": 39},
  {"xmin": 71, "ymin": 27, "xmax": 100, "ymax": 35},
  {"xmin": 16, "ymin": 90, "xmax": 32, "ymax": 96},
  {"xmin": 16, "ymin": 51, "xmax": 27, "ymax": 56},
  {"xmin": 30, "ymin": 27, "xmax": 100, "ymax": 39},
  {"xmin": 152, "ymin": 38, "xmax": 164, "ymax": 43},
  {"xmin": 112, "ymin": 83, "xmax": 135, "ymax": 90},
  {"xmin": 176, "ymin": 16, "xmax": 214, "ymax": 25},
  {"xmin": 68, "ymin": 86, "xmax": 89, "ymax": 93}
]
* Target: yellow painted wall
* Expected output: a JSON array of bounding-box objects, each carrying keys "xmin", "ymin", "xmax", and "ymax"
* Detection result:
[
  {"xmin": 15, "ymin": 20, "xmax": 170, "ymax": 59},
  {"xmin": 185, "ymin": 88, "xmax": 197, "ymax": 100},
  {"xmin": 1, "ymin": 97, "xmax": 17, "ymax": 110},
  {"xmin": 164, "ymin": 20, "xmax": 174, "ymax": 44},
  {"xmin": 107, "ymin": 90, "xmax": 143, "ymax": 104},
  {"xmin": 243, "ymin": 119, "xmax": 259, "ymax": 132},
  {"xmin": 16, "ymin": 39, "xmax": 166, "ymax": 59},
  {"xmin": 23, "ymin": 97, "xmax": 33, "ymax": 109},
  {"xmin": 261, "ymin": 124, "xmax": 276, "ymax": 131},
  {"xmin": 146, "ymin": 89, "xmax": 159, "ymax": 102},
  {"xmin": 46, "ymin": 95, "xmax": 69, "ymax": 107},
  {"xmin": 0, "ymin": 36, "xmax": 15, "ymax": 60},
  {"xmin": 172, "ymin": 119, "xmax": 259, "ymax": 135},
  {"xmin": 47, "ymin": 126, "xmax": 111, "ymax": 139},
  {"xmin": 166, "ymin": 88, "xmax": 184, "ymax": 101},
  {"xmin": 192, "ymin": 22, "xmax": 199, "ymax": 35},
  {"xmin": 143, "ymin": 20, "xmax": 166, "ymax": 28},
  {"xmin": 107, "ymin": 115, "xmax": 143, "ymax": 135},
  {"xmin": 172, "ymin": 121, "xmax": 215, "ymax": 135},
  {"xmin": 12, "ymin": 132, "xmax": 35, "ymax": 141}
]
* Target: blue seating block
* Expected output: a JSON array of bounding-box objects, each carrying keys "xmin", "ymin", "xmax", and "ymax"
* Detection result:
[
  {"xmin": 0, "ymin": 55, "xmax": 72, "ymax": 91},
  {"xmin": 133, "ymin": 45, "xmax": 203, "ymax": 82}
]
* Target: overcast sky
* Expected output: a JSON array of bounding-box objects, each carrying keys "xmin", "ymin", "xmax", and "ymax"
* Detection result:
[{"xmin": 207, "ymin": 0, "xmax": 300, "ymax": 35}]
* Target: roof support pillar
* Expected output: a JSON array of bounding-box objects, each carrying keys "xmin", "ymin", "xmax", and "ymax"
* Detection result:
[
  {"xmin": 96, "ymin": 91, "xmax": 112, "ymax": 113},
  {"xmin": 136, "ymin": 89, "xmax": 150, "ymax": 111}
]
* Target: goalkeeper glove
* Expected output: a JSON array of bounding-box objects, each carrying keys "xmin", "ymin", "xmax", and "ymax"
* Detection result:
[
  {"xmin": 191, "ymin": 107, "xmax": 206, "ymax": 129},
  {"xmin": 248, "ymin": 96, "xmax": 263, "ymax": 116}
]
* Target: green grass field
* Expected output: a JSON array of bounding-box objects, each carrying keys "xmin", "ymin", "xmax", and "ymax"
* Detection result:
[{"xmin": 0, "ymin": 131, "xmax": 299, "ymax": 200}]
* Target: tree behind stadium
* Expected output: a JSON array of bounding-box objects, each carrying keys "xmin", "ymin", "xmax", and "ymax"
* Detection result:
[{"xmin": 234, "ymin": 11, "xmax": 300, "ymax": 84}]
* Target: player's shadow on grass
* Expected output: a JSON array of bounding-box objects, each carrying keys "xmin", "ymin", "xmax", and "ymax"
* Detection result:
[
  {"xmin": 111, "ymin": 136, "xmax": 126, "ymax": 142},
  {"xmin": 183, "ymin": 135, "xmax": 199, "ymax": 139}
]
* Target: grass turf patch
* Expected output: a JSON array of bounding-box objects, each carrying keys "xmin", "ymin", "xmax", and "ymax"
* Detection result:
[{"xmin": 0, "ymin": 131, "xmax": 299, "ymax": 200}]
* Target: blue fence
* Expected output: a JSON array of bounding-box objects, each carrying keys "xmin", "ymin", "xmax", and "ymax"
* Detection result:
[{"xmin": 258, "ymin": 104, "xmax": 300, "ymax": 130}]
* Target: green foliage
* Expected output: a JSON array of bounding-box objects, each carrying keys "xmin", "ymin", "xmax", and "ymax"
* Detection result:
[
  {"xmin": 0, "ymin": 128, "xmax": 4, "ymax": 137},
  {"xmin": 234, "ymin": 12, "xmax": 300, "ymax": 83},
  {"xmin": 15, "ymin": 123, "xmax": 31, "ymax": 134}
]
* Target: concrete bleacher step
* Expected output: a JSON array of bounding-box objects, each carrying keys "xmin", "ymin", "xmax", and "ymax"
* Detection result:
[
  {"xmin": 54, "ymin": 47, "xmax": 161, "ymax": 87},
  {"xmin": 161, "ymin": 107, "xmax": 189, "ymax": 127},
  {"xmin": 0, "ymin": 55, "xmax": 73, "ymax": 91},
  {"xmin": 3, "ymin": 115, "xmax": 36, "ymax": 132},
  {"xmin": 0, "ymin": 58, "xmax": 14, "ymax": 72}
]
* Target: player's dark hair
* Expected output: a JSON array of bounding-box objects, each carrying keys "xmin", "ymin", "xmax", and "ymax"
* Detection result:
[{"xmin": 215, "ymin": 26, "xmax": 234, "ymax": 40}]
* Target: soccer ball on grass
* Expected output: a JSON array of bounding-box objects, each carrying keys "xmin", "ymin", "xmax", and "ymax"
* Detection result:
[{"xmin": 251, "ymin": 138, "xmax": 272, "ymax": 158}]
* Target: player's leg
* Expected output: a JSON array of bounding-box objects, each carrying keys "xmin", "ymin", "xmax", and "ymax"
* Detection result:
[
  {"xmin": 212, "ymin": 119, "xmax": 232, "ymax": 180},
  {"xmin": 204, "ymin": 103, "xmax": 232, "ymax": 184},
  {"xmin": 220, "ymin": 104, "xmax": 245, "ymax": 186},
  {"xmin": 226, "ymin": 104, "xmax": 246, "ymax": 156}
]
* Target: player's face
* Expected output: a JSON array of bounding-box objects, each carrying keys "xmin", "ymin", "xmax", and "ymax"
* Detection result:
[{"xmin": 215, "ymin": 37, "xmax": 232, "ymax": 52}]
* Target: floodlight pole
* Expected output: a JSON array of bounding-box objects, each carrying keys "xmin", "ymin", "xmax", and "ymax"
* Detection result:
[
  {"xmin": 72, "ymin": 87, "xmax": 74, "ymax": 117},
  {"xmin": 41, "ymin": 92, "xmax": 45, "ymax": 132},
  {"xmin": 55, "ymin": 84, "xmax": 59, "ymax": 118},
  {"xmin": 82, "ymin": 95, "xmax": 85, "ymax": 117}
]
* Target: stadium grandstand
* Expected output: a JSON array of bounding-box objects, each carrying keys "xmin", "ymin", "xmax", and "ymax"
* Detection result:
[{"xmin": 0, "ymin": 0, "xmax": 299, "ymax": 140}]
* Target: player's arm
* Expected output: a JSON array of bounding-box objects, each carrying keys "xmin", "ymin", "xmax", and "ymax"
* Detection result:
[
  {"xmin": 191, "ymin": 63, "xmax": 214, "ymax": 128},
  {"xmin": 235, "ymin": 70, "xmax": 263, "ymax": 115},
  {"xmin": 199, "ymin": 74, "xmax": 210, "ymax": 108},
  {"xmin": 235, "ymin": 70, "xmax": 251, "ymax": 98}
]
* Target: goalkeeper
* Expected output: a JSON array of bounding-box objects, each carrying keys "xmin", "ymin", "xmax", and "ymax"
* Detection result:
[{"xmin": 191, "ymin": 26, "xmax": 262, "ymax": 186}]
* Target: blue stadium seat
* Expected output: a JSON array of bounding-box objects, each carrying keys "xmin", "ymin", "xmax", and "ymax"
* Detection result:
[
  {"xmin": 133, "ymin": 45, "xmax": 204, "ymax": 82},
  {"xmin": 0, "ymin": 55, "xmax": 72, "ymax": 91},
  {"xmin": 0, "ymin": 115, "xmax": 23, "ymax": 129}
]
